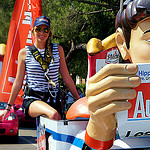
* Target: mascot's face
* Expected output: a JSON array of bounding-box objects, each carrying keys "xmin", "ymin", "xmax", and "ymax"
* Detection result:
[{"xmin": 129, "ymin": 17, "xmax": 150, "ymax": 63}]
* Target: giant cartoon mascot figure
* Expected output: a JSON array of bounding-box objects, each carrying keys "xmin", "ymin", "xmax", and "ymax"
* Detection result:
[{"xmin": 84, "ymin": 0, "xmax": 150, "ymax": 149}]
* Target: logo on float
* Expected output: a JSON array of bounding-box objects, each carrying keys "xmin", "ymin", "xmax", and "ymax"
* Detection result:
[{"xmin": 106, "ymin": 49, "xmax": 119, "ymax": 64}]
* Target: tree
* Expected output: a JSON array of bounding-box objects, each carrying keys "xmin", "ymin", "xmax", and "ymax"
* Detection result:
[
  {"xmin": 0, "ymin": 0, "xmax": 120, "ymax": 80},
  {"xmin": 0, "ymin": 0, "xmax": 15, "ymax": 44},
  {"xmin": 42, "ymin": 0, "xmax": 120, "ymax": 79}
]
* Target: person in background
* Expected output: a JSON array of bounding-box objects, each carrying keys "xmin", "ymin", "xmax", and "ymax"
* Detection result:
[
  {"xmin": 0, "ymin": 16, "xmax": 80, "ymax": 121},
  {"xmin": 67, "ymin": 90, "xmax": 75, "ymax": 110},
  {"xmin": 77, "ymin": 87, "xmax": 84, "ymax": 98},
  {"xmin": 61, "ymin": 86, "xmax": 68, "ymax": 111}
]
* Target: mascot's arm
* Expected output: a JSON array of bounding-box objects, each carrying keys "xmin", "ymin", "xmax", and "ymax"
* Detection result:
[
  {"xmin": 84, "ymin": 63, "xmax": 140, "ymax": 149},
  {"xmin": 85, "ymin": 35, "xmax": 140, "ymax": 149}
]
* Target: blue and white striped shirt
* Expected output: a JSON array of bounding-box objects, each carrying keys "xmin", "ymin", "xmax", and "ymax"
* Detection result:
[{"xmin": 25, "ymin": 43, "xmax": 60, "ymax": 93}]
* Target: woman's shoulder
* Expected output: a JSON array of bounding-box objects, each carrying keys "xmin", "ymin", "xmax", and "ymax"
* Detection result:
[
  {"xmin": 18, "ymin": 48, "xmax": 26, "ymax": 60},
  {"xmin": 56, "ymin": 44, "xmax": 63, "ymax": 53},
  {"xmin": 19, "ymin": 48, "xmax": 26, "ymax": 55}
]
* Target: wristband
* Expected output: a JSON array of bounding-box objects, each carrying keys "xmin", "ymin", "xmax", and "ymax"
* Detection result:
[
  {"xmin": 7, "ymin": 104, "xmax": 12, "ymax": 107},
  {"xmin": 6, "ymin": 108, "xmax": 10, "ymax": 111},
  {"xmin": 85, "ymin": 130, "xmax": 114, "ymax": 150}
]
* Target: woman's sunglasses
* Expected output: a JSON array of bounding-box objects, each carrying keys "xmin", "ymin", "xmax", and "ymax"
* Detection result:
[{"xmin": 35, "ymin": 27, "xmax": 50, "ymax": 33}]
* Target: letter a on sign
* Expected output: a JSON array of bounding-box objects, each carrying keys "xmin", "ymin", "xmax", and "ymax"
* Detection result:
[{"xmin": 133, "ymin": 91, "xmax": 146, "ymax": 118}]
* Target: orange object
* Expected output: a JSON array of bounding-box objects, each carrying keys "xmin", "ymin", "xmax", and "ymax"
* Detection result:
[{"xmin": 66, "ymin": 97, "xmax": 90, "ymax": 120}]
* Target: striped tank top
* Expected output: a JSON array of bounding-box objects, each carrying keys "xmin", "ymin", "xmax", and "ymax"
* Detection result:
[{"xmin": 25, "ymin": 43, "xmax": 60, "ymax": 93}]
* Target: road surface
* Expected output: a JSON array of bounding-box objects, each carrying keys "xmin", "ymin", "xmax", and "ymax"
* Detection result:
[{"xmin": 0, "ymin": 124, "xmax": 37, "ymax": 150}]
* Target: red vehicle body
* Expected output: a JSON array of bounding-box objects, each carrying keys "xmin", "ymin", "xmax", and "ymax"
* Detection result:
[
  {"xmin": 0, "ymin": 56, "xmax": 19, "ymax": 138},
  {"xmin": 15, "ymin": 104, "xmax": 36, "ymax": 124},
  {"xmin": 15, "ymin": 104, "xmax": 25, "ymax": 122},
  {"xmin": 0, "ymin": 102, "xmax": 19, "ymax": 138}
]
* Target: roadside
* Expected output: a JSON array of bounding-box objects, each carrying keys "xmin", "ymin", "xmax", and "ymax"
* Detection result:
[{"xmin": 0, "ymin": 124, "xmax": 37, "ymax": 150}]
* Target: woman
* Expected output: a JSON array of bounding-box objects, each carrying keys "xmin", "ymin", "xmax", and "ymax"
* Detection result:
[{"xmin": 1, "ymin": 16, "xmax": 80, "ymax": 120}]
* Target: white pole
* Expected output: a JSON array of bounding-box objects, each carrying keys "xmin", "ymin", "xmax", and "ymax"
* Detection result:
[{"xmin": 120, "ymin": 0, "xmax": 124, "ymax": 12}]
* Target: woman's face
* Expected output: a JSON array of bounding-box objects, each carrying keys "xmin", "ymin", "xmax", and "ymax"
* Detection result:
[
  {"xmin": 129, "ymin": 18, "xmax": 150, "ymax": 63},
  {"xmin": 33, "ymin": 25, "xmax": 50, "ymax": 43}
]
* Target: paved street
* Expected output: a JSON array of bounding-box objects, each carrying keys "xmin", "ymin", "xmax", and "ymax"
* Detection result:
[{"xmin": 0, "ymin": 124, "xmax": 37, "ymax": 150}]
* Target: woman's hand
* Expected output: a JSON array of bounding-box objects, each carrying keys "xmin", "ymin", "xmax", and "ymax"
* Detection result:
[
  {"xmin": 0, "ymin": 109, "xmax": 10, "ymax": 121},
  {"xmin": 86, "ymin": 64, "xmax": 141, "ymax": 141}
]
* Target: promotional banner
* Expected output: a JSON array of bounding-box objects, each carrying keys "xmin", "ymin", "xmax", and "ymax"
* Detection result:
[
  {"xmin": 117, "ymin": 63, "xmax": 150, "ymax": 138},
  {"xmin": 0, "ymin": 0, "xmax": 42, "ymax": 104},
  {"xmin": 88, "ymin": 49, "xmax": 150, "ymax": 139}
]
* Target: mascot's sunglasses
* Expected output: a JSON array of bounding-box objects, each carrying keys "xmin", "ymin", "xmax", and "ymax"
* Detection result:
[{"xmin": 35, "ymin": 27, "xmax": 50, "ymax": 33}]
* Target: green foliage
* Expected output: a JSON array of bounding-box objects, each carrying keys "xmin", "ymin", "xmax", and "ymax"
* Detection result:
[
  {"xmin": 42, "ymin": 0, "xmax": 118, "ymax": 49},
  {"xmin": 0, "ymin": 0, "xmax": 15, "ymax": 44},
  {"xmin": 76, "ymin": 83, "xmax": 86, "ymax": 95},
  {"xmin": 1, "ymin": 0, "xmax": 120, "ymax": 81},
  {"xmin": 42, "ymin": 0, "xmax": 119, "ymax": 80},
  {"xmin": 69, "ymin": 50, "xmax": 88, "ymax": 79}
]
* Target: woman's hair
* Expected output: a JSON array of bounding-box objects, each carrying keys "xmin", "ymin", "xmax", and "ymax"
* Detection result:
[
  {"xmin": 46, "ymin": 31, "xmax": 53, "ymax": 60},
  {"xmin": 115, "ymin": 0, "xmax": 150, "ymax": 49}
]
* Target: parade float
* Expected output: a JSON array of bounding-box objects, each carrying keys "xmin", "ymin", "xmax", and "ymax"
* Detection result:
[{"xmin": 1, "ymin": 0, "xmax": 150, "ymax": 150}]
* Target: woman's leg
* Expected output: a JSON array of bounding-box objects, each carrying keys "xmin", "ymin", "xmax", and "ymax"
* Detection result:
[{"xmin": 28, "ymin": 100, "xmax": 61, "ymax": 120}]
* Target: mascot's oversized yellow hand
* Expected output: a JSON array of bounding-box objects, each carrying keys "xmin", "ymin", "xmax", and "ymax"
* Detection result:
[{"xmin": 86, "ymin": 64, "xmax": 140, "ymax": 142}]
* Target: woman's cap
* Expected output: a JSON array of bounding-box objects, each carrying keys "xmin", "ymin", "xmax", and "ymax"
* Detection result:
[{"xmin": 33, "ymin": 16, "xmax": 50, "ymax": 28}]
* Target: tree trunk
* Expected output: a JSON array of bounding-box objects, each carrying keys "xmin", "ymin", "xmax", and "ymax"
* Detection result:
[{"xmin": 66, "ymin": 43, "xmax": 87, "ymax": 63}]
